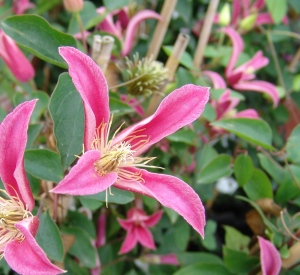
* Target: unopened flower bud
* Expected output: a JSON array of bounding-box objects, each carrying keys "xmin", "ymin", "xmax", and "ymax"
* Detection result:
[
  {"xmin": 240, "ymin": 13, "xmax": 258, "ymax": 31},
  {"xmin": 63, "ymin": 0, "xmax": 83, "ymax": 13},
  {"xmin": 219, "ymin": 3, "xmax": 231, "ymax": 26},
  {"xmin": 120, "ymin": 53, "xmax": 169, "ymax": 96}
]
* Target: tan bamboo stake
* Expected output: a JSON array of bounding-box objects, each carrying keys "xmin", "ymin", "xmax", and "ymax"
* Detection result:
[
  {"xmin": 165, "ymin": 33, "xmax": 190, "ymax": 80},
  {"xmin": 146, "ymin": 0, "xmax": 177, "ymax": 60},
  {"xmin": 91, "ymin": 35, "xmax": 115, "ymax": 73},
  {"xmin": 193, "ymin": 0, "xmax": 219, "ymax": 69},
  {"xmin": 96, "ymin": 36, "xmax": 115, "ymax": 73},
  {"xmin": 91, "ymin": 34, "xmax": 102, "ymax": 61},
  {"xmin": 146, "ymin": 32, "xmax": 190, "ymax": 116}
]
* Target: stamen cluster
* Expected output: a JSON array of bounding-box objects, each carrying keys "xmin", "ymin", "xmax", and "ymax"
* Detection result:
[
  {"xmin": 0, "ymin": 190, "xmax": 32, "ymax": 258},
  {"xmin": 120, "ymin": 53, "xmax": 169, "ymax": 96}
]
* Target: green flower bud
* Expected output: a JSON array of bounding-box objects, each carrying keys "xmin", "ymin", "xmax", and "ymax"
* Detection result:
[
  {"xmin": 219, "ymin": 3, "xmax": 231, "ymax": 26},
  {"xmin": 240, "ymin": 13, "xmax": 258, "ymax": 32},
  {"xmin": 120, "ymin": 54, "xmax": 169, "ymax": 96}
]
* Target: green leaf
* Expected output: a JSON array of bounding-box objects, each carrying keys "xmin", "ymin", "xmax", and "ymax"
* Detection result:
[
  {"xmin": 243, "ymin": 168, "xmax": 273, "ymax": 200},
  {"xmin": 286, "ymin": 125, "xmax": 300, "ymax": 164},
  {"xmin": 201, "ymin": 103, "xmax": 216, "ymax": 122},
  {"xmin": 163, "ymin": 46, "xmax": 194, "ymax": 69},
  {"xmin": 1, "ymin": 15, "xmax": 77, "ymax": 68},
  {"xmin": 63, "ymin": 227, "xmax": 97, "ymax": 268},
  {"xmin": 164, "ymin": 207, "xmax": 179, "ymax": 224},
  {"xmin": 68, "ymin": 2, "xmax": 105, "ymax": 34},
  {"xmin": 224, "ymin": 226, "xmax": 250, "ymax": 253},
  {"xmin": 266, "ymin": 0, "xmax": 287, "ymax": 24},
  {"xmin": 24, "ymin": 149, "xmax": 63, "ymax": 182},
  {"xmin": 174, "ymin": 219, "xmax": 190, "ymax": 251},
  {"xmin": 26, "ymin": 124, "xmax": 43, "ymax": 149},
  {"xmin": 167, "ymin": 128, "xmax": 197, "ymax": 145},
  {"xmin": 176, "ymin": 252, "xmax": 223, "ymax": 266},
  {"xmin": 36, "ymin": 0, "xmax": 61, "ymax": 14},
  {"xmin": 195, "ymin": 145, "xmax": 218, "ymax": 171},
  {"xmin": 36, "ymin": 211, "xmax": 64, "ymax": 262},
  {"xmin": 275, "ymin": 166, "xmax": 300, "ymax": 204},
  {"xmin": 64, "ymin": 256, "xmax": 90, "ymax": 275},
  {"xmin": 223, "ymin": 247, "xmax": 259, "ymax": 274},
  {"xmin": 67, "ymin": 211, "xmax": 96, "ymax": 239},
  {"xmin": 14, "ymin": 91, "xmax": 49, "ymax": 123},
  {"xmin": 234, "ymin": 155, "xmax": 254, "ymax": 187},
  {"xmin": 210, "ymin": 88, "xmax": 245, "ymax": 101},
  {"xmin": 211, "ymin": 118, "xmax": 274, "ymax": 150},
  {"xmin": 258, "ymin": 153, "xmax": 285, "ymax": 183},
  {"xmin": 200, "ymin": 220, "xmax": 217, "ymax": 251},
  {"xmin": 174, "ymin": 262, "xmax": 233, "ymax": 275},
  {"xmin": 289, "ymin": 0, "xmax": 300, "ymax": 13},
  {"xmin": 79, "ymin": 197, "xmax": 103, "ymax": 210},
  {"xmin": 49, "ymin": 73, "xmax": 84, "ymax": 170},
  {"xmin": 103, "ymin": 0, "xmax": 130, "ymax": 10},
  {"xmin": 110, "ymin": 97, "xmax": 134, "ymax": 116},
  {"xmin": 81, "ymin": 187, "xmax": 134, "ymax": 205},
  {"xmin": 196, "ymin": 154, "xmax": 232, "ymax": 184}
]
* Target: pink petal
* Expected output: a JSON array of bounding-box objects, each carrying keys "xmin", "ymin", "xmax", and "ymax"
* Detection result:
[
  {"xmin": 252, "ymin": 0, "xmax": 265, "ymax": 10},
  {"xmin": 119, "ymin": 228, "xmax": 138, "ymax": 254},
  {"xmin": 118, "ymin": 219, "xmax": 134, "ymax": 231},
  {"xmin": 235, "ymin": 109, "xmax": 259, "ymax": 119},
  {"xmin": 221, "ymin": 27, "xmax": 244, "ymax": 77},
  {"xmin": 135, "ymin": 226, "xmax": 156, "ymax": 249},
  {"xmin": 0, "ymin": 100, "xmax": 36, "ymax": 211},
  {"xmin": 97, "ymin": 8, "xmax": 122, "ymax": 40},
  {"xmin": 113, "ymin": 85, "xmax": 210, "ymax": 155},
  {"xmin": 232, "ymin": 0, "xmax": 241, "ymax": 25},
  {"xmin": 144, "ymin": 210, "xmax": 163, "ymax": 227},
  {"xmin": 73, "ymin": 30, "xmax": 91, "ymax": 41},
  {"xmin": 258, "ymin": 236, "xmax": 281, "ymax": 275},
  {"xmin": 234, "ymin": 51, "xmax": 269, "ymax": 74},
  {"xmin": 96, "ymin": 210, "xmax": 106, "ymax": 248},
  {"xmin": 117, "ymin": 7, "xmax": 130, "ymax": 29},
  {"xmin": 233, "ymin": 80, "xmax": 279, "ymax": 107},
  {"xmin": 0, "ymin": 31, "xmax": 35, "ymax": 82},
  {"xmin": 4, "ymin": 217, "xmax": 65, "ymax": 275},
  {"xmin": 256, "ymin": 13, "xmax": 275, "ymax": 25},
  {"xmin": 202, "ymin": 71, "xmax": 227, "ymax": 89},
  {"xmin": 51, "ymin": 151, "xmax": 118, "ymax": 195},
  {"xmin": 13, "ymin": 0, "xmax": 35, "ymax": 15},
  {"xmin": 122, "ymin": 10, "xmax": 161, "ymax": 56},
  {"xmin": 117, "ymin": 168, "xmax": 206, "ymax": 237},
  {"xmin": 58, "ymin": 47, "xmax": 110, "ymax": 150},
  {"xmin": 120, "ymin": 94, "xmax": 145, "ymax": 116}
]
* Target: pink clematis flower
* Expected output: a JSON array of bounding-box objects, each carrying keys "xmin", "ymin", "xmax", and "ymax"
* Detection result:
[
  {"xmin": 12, "ymin": 0, "xmax": 35, "ymax": 15},
  {"xmin": 258, "ymin": 236, "xmax": 281, "ymax": 275},
  {"xmin": 97, "ymin": 7, "xmax": 161, "ymax": 56},
  {"xmin": 0, "ymin": 30, "xmax": 35, "ymax": 82},
  {"xmin": 202, "ymin": 70, "xmax": 259, "ymax": 120},
  {"xmin": 221, "ymin": 27, "xmax": 279, "ymax": 107},
  {"xmin": 51, "ymin": 46, "xmax": 209, "ymax": 237},
  {"xmin": 118, "ymin": 207, "xmax": 163, "ymax": 254},
  {"xmin": 0, "ymin": 100, "xmax": 64, "ymax": 275}
]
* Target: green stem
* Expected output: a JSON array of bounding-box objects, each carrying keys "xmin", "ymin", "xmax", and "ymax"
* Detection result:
[
  {"xmin": 75, "ymin": 11, "xmax": 87, "ymax": 53},
  {"xmin": 266, "ymin": 30, "xmax": 286, "ymax": 93}
]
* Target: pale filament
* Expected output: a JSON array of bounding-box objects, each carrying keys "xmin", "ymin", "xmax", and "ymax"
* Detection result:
[
  {"xmin": 91, "ymin": 116, "xmax": 160, "ymax": 183},
  {"xmin": 0, "ymin": 189, "xmax": 32, "ymax": 259}
]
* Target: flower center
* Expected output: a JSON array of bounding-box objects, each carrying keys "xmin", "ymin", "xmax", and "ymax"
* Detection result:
[
  {"xmin": 0, "ymin": 189, "xmax": 32, "ymax": 258},
  {"xmin": 94, "ymin": 141, "xmax": 135, "ymax": 176},
  {"xmin": 91, "ymin": 116, "xmax": 159, "ymax": 183}
]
